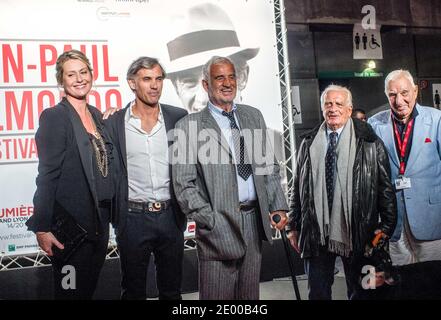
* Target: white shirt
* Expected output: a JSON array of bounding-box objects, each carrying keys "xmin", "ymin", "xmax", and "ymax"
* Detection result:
[
  {"xmin": 326, "ymin": 125, "xmax": 344, "ymax": 145},
  {"xmin": 125, "ymin": 102, "xmax": 171, "ymax": 202}
]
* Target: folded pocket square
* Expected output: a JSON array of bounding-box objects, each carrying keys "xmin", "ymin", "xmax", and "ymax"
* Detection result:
[{"xmin": 425, "ymin": 137, "xmax": 432, "ymax": 143}]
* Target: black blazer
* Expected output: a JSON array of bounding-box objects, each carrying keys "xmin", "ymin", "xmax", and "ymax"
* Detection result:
[
  {"xmin": 26, "ymin": 98, "xmax": 112, "ymax": 237},
  {"xmin": 105, "ymin": 103, "xmax": 188, "ymax": 236}
]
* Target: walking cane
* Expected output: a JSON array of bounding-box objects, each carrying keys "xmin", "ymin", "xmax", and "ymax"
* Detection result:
[{"xmin": 273, "ymin": 214, "xmax": 302, "ymax": 300}]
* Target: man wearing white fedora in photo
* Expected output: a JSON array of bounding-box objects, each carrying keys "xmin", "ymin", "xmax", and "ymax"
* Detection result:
[{"xmin": 166, "ymin": 2, "xmax": 259, "ymax": 114}]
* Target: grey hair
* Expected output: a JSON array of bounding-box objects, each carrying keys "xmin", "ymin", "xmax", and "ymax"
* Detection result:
[
  {"xmin": 126, "ymin": 56, "xmax": 166, "ymax": 80},
  {"xmin": 320, "ymin": 84, "xmax": 353, "ymax": 110},
  {"xmin": 384, "ymin": 69, "xmax": 415, "ymax": 96},
  {"xmin": 202, "ymin": 56, "xmax": 236, "ymax": 81}
]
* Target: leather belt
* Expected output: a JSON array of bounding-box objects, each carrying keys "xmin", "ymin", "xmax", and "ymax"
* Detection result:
[
  {"xmin": 239, "ymin": 200, "xmax": 258, "ymax": 212},
  {"xmin": 128, "ymin": 200, "xmax": 171, "ymax": 213}
]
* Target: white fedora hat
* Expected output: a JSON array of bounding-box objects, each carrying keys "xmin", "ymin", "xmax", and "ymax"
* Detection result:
[{"xmin": 166, "ymin": 2, "xmax": 259, "ymax": 75}]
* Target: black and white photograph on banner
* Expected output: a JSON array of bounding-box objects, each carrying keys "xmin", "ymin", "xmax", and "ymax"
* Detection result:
[{"xmin": 1, "ymin": 0, "xmax": 441, "ymax": 306}]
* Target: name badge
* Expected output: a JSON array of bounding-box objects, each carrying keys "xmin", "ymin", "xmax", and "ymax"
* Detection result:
[{"xmin": 395, "ymin": 176, "xmax": 411, "ymax": 190}]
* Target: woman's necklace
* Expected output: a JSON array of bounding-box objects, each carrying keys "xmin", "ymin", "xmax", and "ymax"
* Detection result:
[{"xmin": 88, "ymin": 111, "xmax": 108, "ymax": 177}]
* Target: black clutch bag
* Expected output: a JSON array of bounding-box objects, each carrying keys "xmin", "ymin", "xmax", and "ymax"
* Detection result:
[{"xmin": 51, "ymin": 207, "xmax": 88, "ymax": 263}]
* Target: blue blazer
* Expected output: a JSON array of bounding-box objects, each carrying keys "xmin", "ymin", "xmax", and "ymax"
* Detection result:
[{"xmin": 369, "ymin": 104, "xmax": 441, "ymax": 241}]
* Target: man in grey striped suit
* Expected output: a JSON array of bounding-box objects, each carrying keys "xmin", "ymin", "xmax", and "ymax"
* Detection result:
[{"xmin": 172, "ymin": 56, "xmax": 289, "ymax": 300}]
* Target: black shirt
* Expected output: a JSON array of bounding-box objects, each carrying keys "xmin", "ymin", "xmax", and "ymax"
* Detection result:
[{"xmin": 89, "ymin": 125, "xmax": 114, "ymax": 202}]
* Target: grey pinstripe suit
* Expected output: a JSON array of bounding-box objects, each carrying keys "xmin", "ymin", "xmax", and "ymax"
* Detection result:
[{"xmin": 172, "ymin": 104, "xmax": 288, "ymax": 299}]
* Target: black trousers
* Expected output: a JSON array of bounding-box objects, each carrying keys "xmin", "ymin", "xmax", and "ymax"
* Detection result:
[
  {"xmin": 52, "ymin": 208, "xmax": 110, "ymax": 300},
  {"xmin": 117, "ymin": 206, "xmax": 184, "ymax": 300},
  {"xmin": 304, "ymin": 246, "xmax": 362, "ymax": 300}
]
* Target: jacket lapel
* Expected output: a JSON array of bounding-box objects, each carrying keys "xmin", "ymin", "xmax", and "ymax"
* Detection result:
[
  {"xmin": 118, "ymin": 104, "xmax": 130, "ymax": 171},
  {"xmin": 377, "ymin": 111, "xmax": 399, "ymax": 169},
  {"xmin": 235, "ymin": 105, "xmax": 256, "ymax": 166},
  {"xmin": 235, "ymin": 105, "xmax": 256, "ymax": 143},
  {"xmin": 405, "ymin": 105, "xmax": 429, "ymax": 175},
  {"xmin": 161, "ymin": 104, "xmax": 174, "ymax": 147},
  {"xmin": 200, "ymin": 106, "xmax": 232, "ymax": 156},
  {"xmin": 235, "ymin": 105, "xmax": 254, "ymax": 130},
  {"xmin": 161, "ymin": 104, "xmax": 176, "ymax": 194},
  {"xmin": 64, "ymin": 99, "xmax": 99, "ymax": 208}
]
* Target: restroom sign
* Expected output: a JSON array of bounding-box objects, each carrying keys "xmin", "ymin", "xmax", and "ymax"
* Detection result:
[{"xmin": 353, "ymin": 23, "xmax": 383, "ymax": 59}]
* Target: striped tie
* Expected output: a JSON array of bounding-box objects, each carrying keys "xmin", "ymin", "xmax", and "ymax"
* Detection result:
[{"xmin": 222, "ymin": 111, "xmax": 252, "ymax": 180}]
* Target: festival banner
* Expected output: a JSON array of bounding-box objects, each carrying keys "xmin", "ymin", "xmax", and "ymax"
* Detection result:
[{"xmin": 0, "ymin": 0, "xmax": 283, "ymax": 255}]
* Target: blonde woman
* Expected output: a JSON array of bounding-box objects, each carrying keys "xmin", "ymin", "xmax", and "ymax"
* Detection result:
[{"xmin": 26, "ymin": 50, "xmax": 115, "ymax": 299}]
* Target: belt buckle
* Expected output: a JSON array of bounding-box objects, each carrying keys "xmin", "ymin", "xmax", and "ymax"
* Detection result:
[{"xmin": 148, "ymin": 202, "xmax": 162, "ymax": 212}]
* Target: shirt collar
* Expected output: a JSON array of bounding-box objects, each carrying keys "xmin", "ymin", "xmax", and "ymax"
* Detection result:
[
  {"xmin": 127, "ymin": 100, "xmax": 164, "ymax": 123},
  {"xmin": 391, "ymin": 104, "xmax": 419, "ymax": 127},
  {"xmin": 326, "ymin": 124, "xmax": 344, "ymax": 137},
  {"xmin": 208, "ymin": 100, "xmax": 237, "ymax": 116}
]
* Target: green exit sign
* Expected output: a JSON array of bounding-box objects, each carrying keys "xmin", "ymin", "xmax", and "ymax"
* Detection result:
[
  {"xmin": 354, "ymin": 70, "xmax": 383, "ymax": 77},
  {"xmin": 319, "ymin": 70, "xmax": 384, "ymax": 79}
]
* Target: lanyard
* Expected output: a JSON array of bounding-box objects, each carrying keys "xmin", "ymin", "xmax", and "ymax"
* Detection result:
[{"xmin": 392, "ymin": 117, "xmax": 414, "ymax": 175}]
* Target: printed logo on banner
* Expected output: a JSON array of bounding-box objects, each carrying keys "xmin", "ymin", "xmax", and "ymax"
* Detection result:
[
  {"xmin": 8, "ymin": 244, "xmax": 16, "ymax": 252},
  {"xmin": 96, "ymin": 7, "xmax": 131, "ymax": 21}
]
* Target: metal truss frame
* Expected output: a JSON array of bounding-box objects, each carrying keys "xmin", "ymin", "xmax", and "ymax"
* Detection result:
[{"xmin": 273, "ymin": 0, "xmax": 296, "ymax": 202}]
